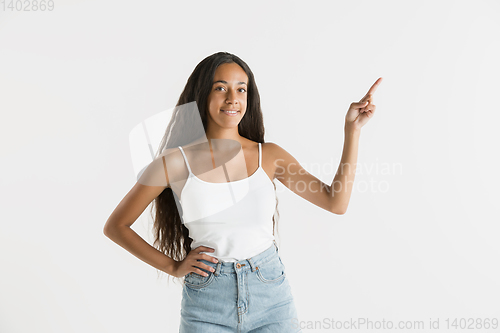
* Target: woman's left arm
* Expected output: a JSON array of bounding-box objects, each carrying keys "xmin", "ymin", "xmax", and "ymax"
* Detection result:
[{"xmin": 272, "ymin": 77, "xmax": 383, "ymax": 215}]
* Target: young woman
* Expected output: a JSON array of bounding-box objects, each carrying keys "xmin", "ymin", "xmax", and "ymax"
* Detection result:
[{"xmin": 104, "ymin": 51, "xmax": 382, "ymax": 332}]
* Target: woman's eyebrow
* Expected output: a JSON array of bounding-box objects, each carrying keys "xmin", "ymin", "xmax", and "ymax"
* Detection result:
[{"xmin": 213, "ymin": 80, "xmax": 247, "ymax": 86}]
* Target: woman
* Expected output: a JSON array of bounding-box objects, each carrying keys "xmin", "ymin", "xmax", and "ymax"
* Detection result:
[{"xmin": 104, "ymin": 51, "xmax": 382, "ymax": 332}]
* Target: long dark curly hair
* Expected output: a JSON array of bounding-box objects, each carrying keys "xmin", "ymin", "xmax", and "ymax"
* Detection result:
[{"xmin": 149, "ymin": 51, "xmax": 280, "ymax": 285}]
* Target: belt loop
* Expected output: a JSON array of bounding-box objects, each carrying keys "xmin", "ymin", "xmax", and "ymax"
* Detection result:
[
  {"xmin": 214, "ymin": 260, "xmax": 222, "ymax": 276},
  {"xmin": 247, "ymin": 257, "xmax": 257, "ymax": 272}
]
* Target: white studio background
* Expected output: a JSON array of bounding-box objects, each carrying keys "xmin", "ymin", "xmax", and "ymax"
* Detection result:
[{"xmin": 1, "ymin": 1, "xmax": 499, "ymax": 332}]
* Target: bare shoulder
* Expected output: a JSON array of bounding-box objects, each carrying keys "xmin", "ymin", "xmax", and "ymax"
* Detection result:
[
  {"xmin": 262, "ymin": 141, "xmax": 280, "ymax": 150},
  {"xmin": 264, "ymin": 141, "xmax": 302, "ymax": 169},
  {"xmin": 137, "ymin": 146, "xmax": 190, "ymax": 189},
  {"xmin": 264, "ymin": 141, "xmax": 297, "ymax": 160},
  {"xmin": 261, "ymin": 142, "xmax": 297, "ymax": 179},
  {"xmin": 104, "ymin": 146, "xmax": 187, "ymax": 232},
  {"xmin": 248, "ymin": 141, "xmax": 281, "ymax": 159},
  {"xmin": 262, "ymin": 141, "xmax": 288, "ymax": 159}
]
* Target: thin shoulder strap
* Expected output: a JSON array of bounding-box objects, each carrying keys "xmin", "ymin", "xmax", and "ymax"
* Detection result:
[
  {"xmin": 258, "ymin": 142, "xmax": 262, "ymax": 168},
  {"xmin": 178, "ymin": 146, "xmax": 193, "ymax": 175}
]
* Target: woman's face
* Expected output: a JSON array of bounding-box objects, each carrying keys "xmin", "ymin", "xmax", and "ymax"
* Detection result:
[{"xmin": 206, "ymin": 62, "xmax": 248, "ymax": 130}]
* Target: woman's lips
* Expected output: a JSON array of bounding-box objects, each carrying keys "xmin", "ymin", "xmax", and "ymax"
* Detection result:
[{"xmin": 221, "ymin": 110, "xmax": 240, "ymax": 116}]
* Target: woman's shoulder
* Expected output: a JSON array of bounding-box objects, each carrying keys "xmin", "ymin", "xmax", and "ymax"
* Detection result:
[
  {"xmin": 261, "ymin": 141, "xmax": 284, "ymax": 155},
  {"xmin": 240, "ymin": 139, "xmax": 282, "ymax": 154},
  {"xmin": 244, "ymin": 139, "xmax": 278, "ymax": 149},
  {"xmin": 139, "ymin": 146, "xmax": 190, "ymax": 188},
  {"xmin": 261, "ymin": 141, "xmax": 298, "ymax": 166},
  {"xmin": 249, "ymin": 141, "xmax": 289, "ymax": 168}
]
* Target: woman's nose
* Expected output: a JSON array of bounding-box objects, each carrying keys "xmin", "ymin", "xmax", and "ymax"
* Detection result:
[{"xmin": 225, "ymin": 90, "xmax": 238, "ymax": 104}]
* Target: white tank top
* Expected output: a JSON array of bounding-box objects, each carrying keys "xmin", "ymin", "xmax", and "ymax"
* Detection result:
[{"xmin": 177, "ymin": 142, "xmax": 276, "ymax": 262}]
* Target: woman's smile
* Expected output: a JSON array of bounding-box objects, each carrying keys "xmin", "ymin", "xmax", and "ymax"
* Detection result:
[{"xmin": 221, "ymin": 109, "xmax": 240, "ymax": 116}]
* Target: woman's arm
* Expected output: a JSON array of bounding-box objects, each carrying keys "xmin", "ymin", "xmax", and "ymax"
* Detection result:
[
  {"xmin": 270, "ymin": 141, "xmax": 350, "ymax": 215},
  {"xmin": 103, "ymin": 148, "xmax": 183, "ymax": 276},
  {"xmin": 272, "ymin": 77, "xmax": 382, "ymax": 215},
  {"xmin": 103, "ymin": 182, "xmax": 176, "ymax": 274},
  {"xmin": 331, "ymin": 126, "xmax": 361, "ymax": 214}
]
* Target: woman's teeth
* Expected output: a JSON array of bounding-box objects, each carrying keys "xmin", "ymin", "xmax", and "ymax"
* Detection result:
[{"xmin": 221, "ymin": 110, "xmax": 239, "ymax": 116}]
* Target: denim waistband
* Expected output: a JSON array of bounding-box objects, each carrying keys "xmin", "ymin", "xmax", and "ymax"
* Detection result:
[{"xmin": 196, "ymin": 240, "xmax": 279, "ymax": 276}]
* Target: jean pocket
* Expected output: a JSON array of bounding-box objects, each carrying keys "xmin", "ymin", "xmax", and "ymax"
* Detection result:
[
  {"xmin": 184, "ymin": 271, "xmax": 215, "ymax": 289},
  {"xmin": 256, "ymin": 255, "xmax": 286, "ymax": 284}
]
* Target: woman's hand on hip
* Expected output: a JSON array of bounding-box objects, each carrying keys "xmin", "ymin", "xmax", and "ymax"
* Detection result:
[{"xmin": 171, "ymin": 246, "xmax": 219, "ymax": 278}]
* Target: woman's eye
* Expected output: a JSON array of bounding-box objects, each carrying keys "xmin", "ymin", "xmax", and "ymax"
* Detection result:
[{"xmin": 214, "ymin": 87, "xmax": 246, "ymax": 92}]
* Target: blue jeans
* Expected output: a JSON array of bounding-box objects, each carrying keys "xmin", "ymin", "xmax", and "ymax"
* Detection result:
[{"xmin": 180, "ymin": 241, "xmax": 301, "ymax": 332}]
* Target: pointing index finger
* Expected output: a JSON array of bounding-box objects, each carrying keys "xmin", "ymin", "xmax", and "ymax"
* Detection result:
[{"xmin": 364, "ymin": 77, "xmax": 383, "ymax": 99}]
